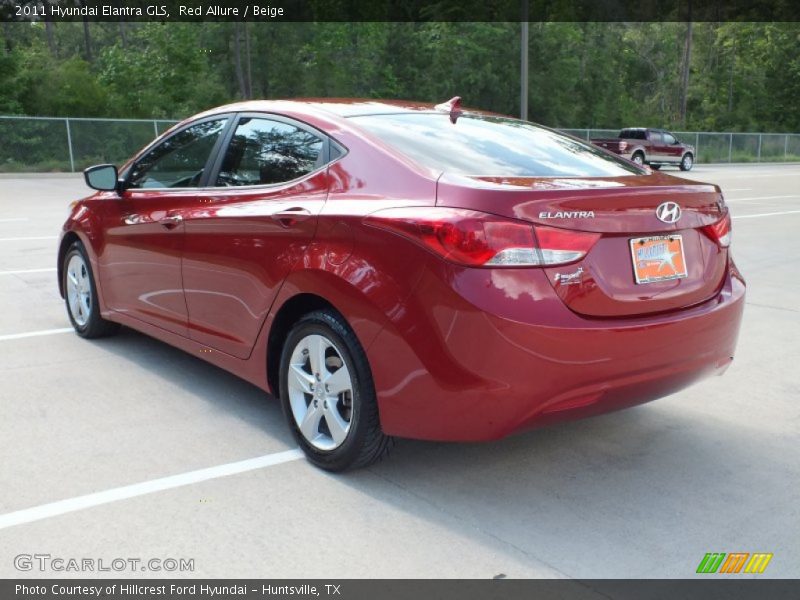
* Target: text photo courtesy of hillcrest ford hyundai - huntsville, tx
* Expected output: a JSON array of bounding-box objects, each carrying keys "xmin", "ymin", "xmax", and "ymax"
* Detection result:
[{"xmin": 1, "ymin": 8, "xmax": 799, "ymax": 599}]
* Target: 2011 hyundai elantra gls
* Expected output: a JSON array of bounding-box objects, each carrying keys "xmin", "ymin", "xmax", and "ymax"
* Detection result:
[{"xmin": 59, "ymin": 97, "xmax": 745, "ymax": 471}]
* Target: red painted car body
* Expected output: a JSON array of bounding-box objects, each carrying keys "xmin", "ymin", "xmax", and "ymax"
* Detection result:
[{"xmin": 59, "ymin": 99, "xmax": 745, "ymax": 442}]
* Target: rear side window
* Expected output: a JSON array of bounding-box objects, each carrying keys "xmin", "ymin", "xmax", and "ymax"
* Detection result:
[
  {"xmin": 620, "ymin": 129, "xmax": 646, "ymax": 140},
  {"xmin": 128, "ymin": 118, "xmax": 227, "ymax": 189},
  {"xmin": 650, "ymin": 131, "xmax": 664, "ymax": 144},
  {"xmin": 216, "ymin": 117, "xmax": 324, "ymax": 186},
  {"xmin": 352, "ymin": 114, "xmax": 642, "ymax": 177}
]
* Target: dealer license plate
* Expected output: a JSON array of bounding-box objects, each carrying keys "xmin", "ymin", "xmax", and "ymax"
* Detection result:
[{"xmin": 630, "ymin": 235, "xmax": 688, "ymax": 284}]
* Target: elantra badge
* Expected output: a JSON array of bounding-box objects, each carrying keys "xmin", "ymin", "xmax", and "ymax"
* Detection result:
[
  {"xmin": 655, "ymin": 202, "xmax": 681, "ymax": 224},
  {"xmin": 539, "ymin": 211, "xmax": 595, "ymax": 219}
]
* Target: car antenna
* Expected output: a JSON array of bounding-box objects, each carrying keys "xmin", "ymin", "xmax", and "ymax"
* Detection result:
[{"xmin": 434, "ymin": 96, "xmax": 463, "ymax": 123}]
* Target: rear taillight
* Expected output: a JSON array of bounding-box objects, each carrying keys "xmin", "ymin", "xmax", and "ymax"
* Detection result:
[
  {"xmin": 532, "ymin": 225, "xmax": 601, "ymax": 265},
  {"xmin": 363, "ymin": 207, "xmax": 599, "ymax": 267},
  {"xmin": 701, "ymin": 212, "xmax": 732, "ymax": 248}
]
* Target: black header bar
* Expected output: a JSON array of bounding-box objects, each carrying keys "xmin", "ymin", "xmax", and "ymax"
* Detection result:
[{"xmin": 1, "ymin": 0, "xmax": 800, "ymax": 22}]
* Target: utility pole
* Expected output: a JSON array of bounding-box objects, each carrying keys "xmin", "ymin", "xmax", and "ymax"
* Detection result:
[
  {"xmin": 679, "ymin": 0, "xmax": 693, "ymax": 126},
  {"xmin": 520, "ymin": 0, "xmax": 529, "ymax": 121}
]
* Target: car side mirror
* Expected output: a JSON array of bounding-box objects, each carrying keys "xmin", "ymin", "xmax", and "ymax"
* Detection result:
[{"xmin": 84, "ymin": 164, "xmax": 120, "ymax": 192}]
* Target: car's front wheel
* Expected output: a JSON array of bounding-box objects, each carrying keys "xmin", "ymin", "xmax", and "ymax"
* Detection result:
[
  {"xmin": 63, "ymin": 241, "xmax": 120, "ymax": 338},
  {"xmin": 680, "ymin": 153, "xmax": 694, "ymax": 171},
  {"xmin": 279, "ymin": 309, "xmax": 393, "ymax": 471},
  {"xmin": 632, "ymin": 152, "xmax": 645, "ymax": 166}
]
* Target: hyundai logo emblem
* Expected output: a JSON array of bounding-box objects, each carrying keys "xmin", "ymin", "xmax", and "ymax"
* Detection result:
[{"xmin": 655, "ymin": 201, "xmax": 682, "ymax": 224}]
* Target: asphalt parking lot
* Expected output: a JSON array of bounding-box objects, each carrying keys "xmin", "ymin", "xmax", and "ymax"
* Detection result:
[{"xmin": 0, "ymin": 164, "xmax": 798, "ymax": 579}]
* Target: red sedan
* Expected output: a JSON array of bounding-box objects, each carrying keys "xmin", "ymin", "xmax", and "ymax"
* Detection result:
[{"xmin": 59, "ymin": 98, "xmax": 745, "ymax": 471}]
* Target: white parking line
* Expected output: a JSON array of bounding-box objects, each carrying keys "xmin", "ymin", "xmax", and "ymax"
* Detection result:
[
  {"xmin": 0, "ymin": 328, "xmax": 73, "ymax": 342},
  {"xmin": 733, "ymin": 210, "xmax": 800, "ymax": 220},
  {"xmin": 0, "ymin": 449, "xmax": 304, "ymax": 530},
  {"xmin": 0, "ymin": 236, "xmax": 58, "ymax": 242},
  {"xmin": 713, "ymin": 171, "xmax": 800, "ymax": 179},
  {"xmin": 726, "ymin": 195, "xmax": 800, "ymax": 203},
  {"xmin": 0, "ymin": 267, "xmax": 56, "ymax": 276}
]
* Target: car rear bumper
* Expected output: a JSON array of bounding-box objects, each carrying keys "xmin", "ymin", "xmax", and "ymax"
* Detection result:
[{"xmin": 367, "ymin": 261, "xmax": 745, "ymax": 441}]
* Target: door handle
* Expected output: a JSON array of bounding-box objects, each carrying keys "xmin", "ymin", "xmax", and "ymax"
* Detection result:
[
  {"xmin": 270, "ymin": 207, "xmax": 313, "ymax": 227},
  {"xmin": 158, "ymin": 215, "xmax": 183, "ymax": 230}
]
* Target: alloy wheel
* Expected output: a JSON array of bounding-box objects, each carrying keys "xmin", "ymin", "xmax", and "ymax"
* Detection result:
[
  {"xmin": 66, "ymin": 254, "xmax": 92, "ymax": 327},
  {"xmin": 286, "ymin": 334, "xmax": 354, "ymax": 451}
]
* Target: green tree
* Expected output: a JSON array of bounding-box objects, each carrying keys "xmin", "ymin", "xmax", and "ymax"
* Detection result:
[
  {"xmin": 98, "ymin": 23, "xmax": 227, "ymax": 118},
  {"xmin": 0, "ymin": 21, "xmax": 798, "ymax": 133}
]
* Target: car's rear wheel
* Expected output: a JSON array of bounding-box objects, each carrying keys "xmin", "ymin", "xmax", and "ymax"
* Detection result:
[
  {"xmin": 279, "ymin": 309, "xmax": 393, "ymax": 471},
  {"xmin": 632, "ymin": 152, "xmax": 645, "ymax": 166},
  {"xmin": 680, "ymin": 153, "xmax": 694, "ymax": 171},
  {"xmin": 63, "ymin": 241, "xmax": 120, "ymax": 338}
]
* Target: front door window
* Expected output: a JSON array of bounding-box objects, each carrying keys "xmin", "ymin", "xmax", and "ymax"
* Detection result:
[{"xmin": 128, "ymin": 119, "xmax": 228, "ymax": 189}]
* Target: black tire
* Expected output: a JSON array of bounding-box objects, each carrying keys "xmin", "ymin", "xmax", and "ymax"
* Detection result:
[
  {"xmin": 279, "ymin": 309, "xmax": 394, "ymax": 471},
  {"xmin": 62, "ymin": 241, "xmax": 120, "ymax": 338},
  {"xmin": 632, "ymin": 151, "xmax": 645, "ymax": 166},
  {"xmin": 649, "ymin": 164, "xmax": 661, "ymax": 170},
  {"xmin": 679, "ymin": 153, "xmax": 694, "ymax": 171}
]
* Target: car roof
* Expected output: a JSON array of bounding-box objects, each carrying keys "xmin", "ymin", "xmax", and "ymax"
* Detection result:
[
  {"xmin": 198, "ymin": 98, "xmax": 503, "ymax": 121},
  {"xmin": 296, "ymin": 98, "xmax": 444, "ymax": 117}
]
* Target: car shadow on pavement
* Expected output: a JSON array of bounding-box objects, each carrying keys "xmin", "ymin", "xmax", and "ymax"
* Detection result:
[
  {"xmin": 88, "ymin": 326, "xmax": 294, "ymax": 447},
  {"xmin": 330, "ymin": 400, "xmax": 793, "ymax": 578}
]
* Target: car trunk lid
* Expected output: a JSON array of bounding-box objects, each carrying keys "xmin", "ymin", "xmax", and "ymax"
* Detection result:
[{"xmin": 436, "ymin": 173, "xmax": 729, "ymax": 317}]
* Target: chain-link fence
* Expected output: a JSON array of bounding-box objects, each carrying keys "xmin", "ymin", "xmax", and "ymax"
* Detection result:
[
  {"xmin": 562, "ymin": 129, "xmax": 800, "ymax": 164},
  {"xmin": 1, "ymin": 116, "xmax": 798, "ymax": 172},
  {"xmin": 0, "ymin": 116, "xmax": 179, "ymax": 173}
]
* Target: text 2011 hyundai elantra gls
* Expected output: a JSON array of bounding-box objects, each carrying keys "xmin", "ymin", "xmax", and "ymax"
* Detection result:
[{"xmin": 59, "ymin": 97, "xmax": 745, "ymax": 471}]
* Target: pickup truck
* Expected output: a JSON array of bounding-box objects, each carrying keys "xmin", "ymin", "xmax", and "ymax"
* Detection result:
[{"xmin": 591, "ymin": 128, "xmax": 695, "ymax": 171}]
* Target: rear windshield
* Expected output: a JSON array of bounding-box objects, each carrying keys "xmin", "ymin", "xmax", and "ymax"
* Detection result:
[
  {"xmin": 350, "ymin": 113, "xmax": 642, "ymax": 177},
  {"xmin": 620, "ymin": 129, "xmax": 647, "ymax": 140}
]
